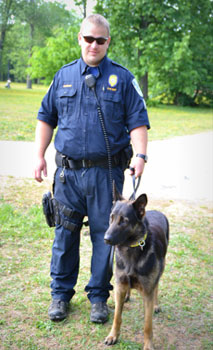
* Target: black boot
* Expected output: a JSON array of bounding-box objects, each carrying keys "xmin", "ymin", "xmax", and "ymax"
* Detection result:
[
  {"xmin": 90, "ymin": 302, "xmax": 109, "ymax": 323},
  {"xmin": 48, "ymin": 299, "xmax": 69, "ymax": 321}
]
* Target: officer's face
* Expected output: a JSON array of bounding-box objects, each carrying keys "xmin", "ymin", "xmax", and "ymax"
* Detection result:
[{"xmin": 78, "ymin": 21, "xmax": 111, "ymax": 67}]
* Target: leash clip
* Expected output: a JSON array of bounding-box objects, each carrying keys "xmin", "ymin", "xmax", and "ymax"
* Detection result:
[{"xmin": 139, "ymin": 240, "xmax": 146, "ymax": 250}]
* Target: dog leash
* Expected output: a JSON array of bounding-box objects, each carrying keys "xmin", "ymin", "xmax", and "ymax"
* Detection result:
[{"xmin": 129, "ymin": 167, "xmax": 141, "ymax": 200}]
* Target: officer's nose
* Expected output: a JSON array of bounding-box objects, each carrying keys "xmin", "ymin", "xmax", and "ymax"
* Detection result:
[{"xmin": 91, "ymin": 40, "xmax": 99, "ymax": 49}]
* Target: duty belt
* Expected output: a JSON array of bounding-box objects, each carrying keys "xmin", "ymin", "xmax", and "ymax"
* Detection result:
[{"xmin": 55, "ymin": 151, "xmax": 120, "ymax": 170}]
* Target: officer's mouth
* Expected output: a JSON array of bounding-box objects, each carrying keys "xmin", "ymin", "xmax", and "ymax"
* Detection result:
[{"xmin": 89, "ymin": 50, "xmax": 99, "ymax": 55}]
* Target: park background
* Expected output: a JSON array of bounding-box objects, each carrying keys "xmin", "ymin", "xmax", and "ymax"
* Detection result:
[{"xmin": 0, "ymin": 1, "xmax": 213, "ymax": 349}]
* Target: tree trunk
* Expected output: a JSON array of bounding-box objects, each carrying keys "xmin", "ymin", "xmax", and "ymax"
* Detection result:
[
  {"xmin": 0, "ymin": 0, "xmax": 14, "ymax": 80},
  {"xmin": 140, "ymin": 72, "xmax": 148, "ymax": 100},
  {"xmin": 0, "ymin": 36, "xmax": 5, "ymax": 81},
  {"xmin": 26, "ymin": 21, "xmax": 34, "ymax": 89},
  {"xmin": 83, "ymin": 0, "xmax": 87, "ymax": 18},
  {"xmin": 27, "ymin": 74, "xmax": 32, "ymax": 89},
  {"xmin": 138, "ymin": 46, "xmax": 148, "ymax": 100}
]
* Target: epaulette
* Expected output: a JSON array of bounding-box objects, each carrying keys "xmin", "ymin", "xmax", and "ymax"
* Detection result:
[
  {"xmin": 111, "ymin": 60, "xmax": 129, "ymax": 72},
  {"xmin": 61, "ymin": 59, "xmax": 78, "ymax": 69}
]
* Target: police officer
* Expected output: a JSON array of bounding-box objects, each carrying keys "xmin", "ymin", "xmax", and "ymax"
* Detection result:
[{"xmin": 34, "ymin": 14, "xmax": 150, "ymax": 324}]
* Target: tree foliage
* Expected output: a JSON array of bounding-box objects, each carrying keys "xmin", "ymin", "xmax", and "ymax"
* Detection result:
[
  {"xmin": 29, "ymin": 26, "xmax": 81, "ymax": 84},
  {"xmin": 95, "ymin": 0, "xmax": 213, "ymax": 105},
  {"xmin": 1, "ymin": 0, "xmax": 77, "ymax": 84},
  {"xmin": 148, "ymin": 0, "xmax": 213, "ymax": 105},
  {"xmin": 1, "ymin": 0, "xmax": 212, "ymax": 105},
  {"xmin": 74, "ymin": 0, "xmax": 87, "ymax": 18},
  {"xmin": 0, "ymin": 0, "xmax": 21, "ymax": 79}
]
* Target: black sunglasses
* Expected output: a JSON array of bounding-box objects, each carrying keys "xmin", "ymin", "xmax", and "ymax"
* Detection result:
[{"xmin": 82, "ymin": 35, "xmax": 108, "ymax": 45}]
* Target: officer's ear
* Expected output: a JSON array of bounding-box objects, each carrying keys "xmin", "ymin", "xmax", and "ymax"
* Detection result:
[
  {"xmin": 78, "ymin": 32, "xmax": 82, "ymax": 47},
  {"xmin": 106, "ymin": 36, "xmax": 111, "ymax": 49}
]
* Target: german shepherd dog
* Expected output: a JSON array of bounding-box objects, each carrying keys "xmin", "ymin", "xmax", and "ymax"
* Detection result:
[{"xmin": 104, "ymin": 185, "xmax": 169, "ymax": 350}]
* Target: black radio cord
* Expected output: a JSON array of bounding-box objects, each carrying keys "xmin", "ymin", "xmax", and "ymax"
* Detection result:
[
  {"xmin": 96, "ymin": 104, "xmax": 113, "ymax": 193},
  {"xmin": 85, "ymin": 74, "xmax": 113, "ymax": 195}
]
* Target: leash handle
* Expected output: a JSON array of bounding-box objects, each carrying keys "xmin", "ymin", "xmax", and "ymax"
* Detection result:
[{"xmin": 129, "ymin": 167, "xmax": 141, "ymax": 200}]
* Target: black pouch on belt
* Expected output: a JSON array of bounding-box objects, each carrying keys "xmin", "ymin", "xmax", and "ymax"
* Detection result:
[
  {"xmin": 42, "ymin": 191, "xmax": 55, "ymax": 227},
  {"xmin": 120, "ymin": 144, "xmax": 133, "ymax": 170}
]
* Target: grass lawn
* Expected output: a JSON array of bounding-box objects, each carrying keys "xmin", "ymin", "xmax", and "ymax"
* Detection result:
[
  {"xmin": 0, "ymin": 177, "xmax": 212, "ymax": 350},
  {"xmin": 0, "ymin": 82, "xmax": 212, "ymax": 141}
]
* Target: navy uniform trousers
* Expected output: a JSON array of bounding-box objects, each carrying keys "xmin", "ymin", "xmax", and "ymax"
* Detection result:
[{"xmin": 51, "ymin": 165, "xmax": 124, "ymax": 304}]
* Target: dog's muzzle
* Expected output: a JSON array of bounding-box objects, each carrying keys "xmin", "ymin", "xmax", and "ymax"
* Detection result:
[
  {"xmin": 104, "ymin": 231, "xmax": 120, "ymax": 246},
  {"xmin": 104, "ymin": 237, "xmax": 113, "ymax": 246}
]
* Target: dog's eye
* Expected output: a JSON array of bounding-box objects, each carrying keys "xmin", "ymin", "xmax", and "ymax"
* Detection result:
[{"xmin": 119, "ymin": 216, "xmax": 129, "ymax": 226}]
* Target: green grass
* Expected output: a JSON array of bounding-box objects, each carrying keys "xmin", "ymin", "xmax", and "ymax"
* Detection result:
[
  {"xmin": 149, "ymin": 105, "xmax": 213, "ymax": 140},
  {"xmin": 0, "ymin": 82, "xmax": 212, "ymax": 141},
  {"xmin": 0, "ymin": 83, "xmax": 47, "ymax": 141},
  {"xmin": 0, "ymin": 177, "xmax": 212, "ymax": 350}
]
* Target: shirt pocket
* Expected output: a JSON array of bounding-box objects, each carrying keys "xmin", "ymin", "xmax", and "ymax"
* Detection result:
[
  {"xmin": 57, "ymin": 87, "xmax": 77, "ymax": 116},
  {"xmin": 102, "ymin": 90, "xmax": 123, "ymax": 121}
]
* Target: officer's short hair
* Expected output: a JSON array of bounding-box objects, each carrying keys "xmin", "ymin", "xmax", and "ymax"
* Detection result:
[{"xmin": 81, "ymin": 14, "xmax": 110, "ymax": 36}]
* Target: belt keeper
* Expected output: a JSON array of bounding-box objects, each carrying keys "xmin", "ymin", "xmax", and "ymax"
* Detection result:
[{"xmin": 61, "ymin": 154, "xmax": 68, "ymax": 168}]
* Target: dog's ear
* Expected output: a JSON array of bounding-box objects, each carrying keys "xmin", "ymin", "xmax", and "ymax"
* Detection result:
[
  {"xmin": 112, "ymin": 180, "xmax": 123, "ymax": 202},
  {"xmin": 133, "ymin": 194, "xmax": 148, "ymax": 219}
]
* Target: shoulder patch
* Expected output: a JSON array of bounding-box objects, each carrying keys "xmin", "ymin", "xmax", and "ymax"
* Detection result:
[
  {"xmin": 132, "ymin": 78, "xmax": 147, "ymax": 109},
  {"xmin": 132, "ymin": 78, "xmax": 143, "ymax": 97}
]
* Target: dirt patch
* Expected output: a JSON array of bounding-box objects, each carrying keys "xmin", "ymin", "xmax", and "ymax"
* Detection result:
[{"xmin": 0, "ymin": 175, "xmax": 51, "ymax": 209}]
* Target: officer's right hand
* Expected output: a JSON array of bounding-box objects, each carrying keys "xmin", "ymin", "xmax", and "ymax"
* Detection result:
[{"xmin": 34, "ymin": 157, "xmax": 47, "ymax": 182}]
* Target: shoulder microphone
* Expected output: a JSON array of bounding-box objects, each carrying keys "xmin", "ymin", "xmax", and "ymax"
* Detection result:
[{"xmin": 85, "ymin": 74, "xmax": 96, "ymax": 89}]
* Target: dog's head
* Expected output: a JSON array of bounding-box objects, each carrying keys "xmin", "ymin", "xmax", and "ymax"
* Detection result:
[{"xmin": 104, "ymin": 182, "xmax": 148, "ymax": 246}]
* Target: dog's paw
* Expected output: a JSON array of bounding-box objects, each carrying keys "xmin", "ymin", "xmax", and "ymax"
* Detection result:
[{"xmin": 104, "ymin": 334, "xmax": 118, "ymax": 346}]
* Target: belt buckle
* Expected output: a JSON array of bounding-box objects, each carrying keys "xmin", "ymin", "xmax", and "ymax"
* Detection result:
[{"xmin": 82, "ymin": 159, "xmax": 86, "ymax": 168}]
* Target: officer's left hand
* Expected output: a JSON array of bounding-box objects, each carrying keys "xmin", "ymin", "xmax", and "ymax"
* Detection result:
[{"xmin": 129, "ymin": 157, "xmax": 145, "ymax": 178}]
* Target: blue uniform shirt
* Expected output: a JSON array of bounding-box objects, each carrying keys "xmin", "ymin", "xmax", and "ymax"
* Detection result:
[{"xmin": 37, "ymin": 55, "xmax": 150, "ymax": 160}]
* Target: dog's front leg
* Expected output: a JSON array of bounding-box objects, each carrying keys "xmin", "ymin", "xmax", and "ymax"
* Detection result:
[
  {"xmin": 153, "ymin": 284, "xmax": 161, "ymax": 313},
  {"xmin": 104, "ymin": 283, "xmax": 128, "ymax": 345},
  {"xmin": 143, "ymin": 293, "xmax": 154, "ymax": 350}
]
